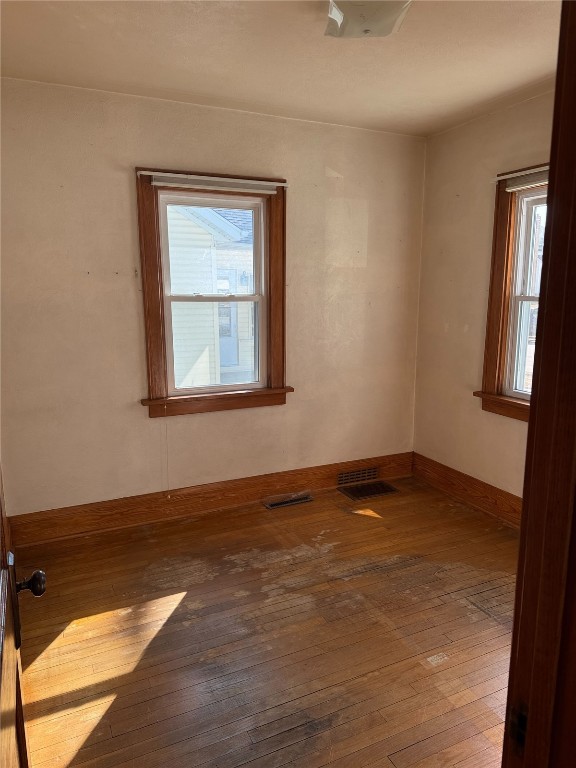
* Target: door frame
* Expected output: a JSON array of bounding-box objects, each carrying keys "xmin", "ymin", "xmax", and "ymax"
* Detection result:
[{"xmin": 502, "ymin": 3, "xmax": 576, "ymax": 766}]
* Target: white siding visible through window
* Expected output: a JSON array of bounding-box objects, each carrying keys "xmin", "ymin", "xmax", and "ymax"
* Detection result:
[
  {"xmin": 167, "ymin": 209, "xmax": 219, "ymax": 387},
  {"xmin": 159, "ymin": 193, "xmax": 266, "ymax": 394},
  {"xmin": 167, "ymin": 208, "xmax": 216, "ymax": 296}
]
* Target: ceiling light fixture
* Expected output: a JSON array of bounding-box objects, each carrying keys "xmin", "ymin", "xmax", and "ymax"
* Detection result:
[{"xmin": 325, "ymin": 0, "xmax": 413, "ymax": 38}]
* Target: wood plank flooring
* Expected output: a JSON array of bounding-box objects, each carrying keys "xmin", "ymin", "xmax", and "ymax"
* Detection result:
[{"xmin": 15, "ymin": 477, "xmax": 518, "ymax": 768}]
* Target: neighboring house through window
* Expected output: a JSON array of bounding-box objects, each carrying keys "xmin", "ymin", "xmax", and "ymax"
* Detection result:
[
  {"xmin": 136, "ymin": 169, "xmax": 293, "ymax": 416},
  {"xmin": 475, "ymin": 165, "xmax": 548, "ymax": 421}
]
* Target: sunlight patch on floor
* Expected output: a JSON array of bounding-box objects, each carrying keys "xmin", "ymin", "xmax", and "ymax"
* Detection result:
[
  {"xmin": 352, "ymin": 508, "xmax": 382, "ymax": 518},
  {"xmin": 23, "ymin": 592, "xmax": 187, "ymax": 768}
]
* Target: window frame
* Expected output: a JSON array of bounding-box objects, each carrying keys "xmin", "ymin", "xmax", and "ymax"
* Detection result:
[
  {"xmin": 136, "ymin": 168, "xmax": 293, "ymax": 417},
  {"xmin": 474, "ymin": 165, "xmax": 548, "ymax": 422}
]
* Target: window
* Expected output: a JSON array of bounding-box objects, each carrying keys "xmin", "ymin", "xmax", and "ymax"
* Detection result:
[
  {"xmin": 474, "ymin": 165, "xmax": 548, "ymax": 422},
  {"xmin": 136, "ymin": 169, "xmax": 293, "ymax": 417}
]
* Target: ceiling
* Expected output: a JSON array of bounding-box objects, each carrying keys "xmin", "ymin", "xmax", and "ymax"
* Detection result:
[{"xmin": 0, "ymin": 1, "xmax": 561, "ymax": 135}]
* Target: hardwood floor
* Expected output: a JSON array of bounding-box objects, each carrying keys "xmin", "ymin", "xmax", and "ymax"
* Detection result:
[{"xmin": 14, "ymin": 477, "xmax": 518, "ymax": 768}]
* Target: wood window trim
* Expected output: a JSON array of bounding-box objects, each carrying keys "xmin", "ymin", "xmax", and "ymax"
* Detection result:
[
  {"xmin": 136, "ymin": 168, "xmax": 293, "ymax": 417},
  {"xmin": 474, "ymin": 166, "xmax": 545, "ymax": 423},
  {"xmin": 473, "ymin": 390, "xmax": 530, "ymax": 422}
]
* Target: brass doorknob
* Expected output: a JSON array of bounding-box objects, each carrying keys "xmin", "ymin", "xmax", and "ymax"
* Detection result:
[{"xmin": 17, "ymin": 570, "xmax": 46, "ymax": 596}]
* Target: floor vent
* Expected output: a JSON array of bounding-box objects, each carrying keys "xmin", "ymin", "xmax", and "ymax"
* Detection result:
[
  {"xmin": 263, "ymin": 491, "xmax": 313, "ymax": 510},
  {"xmin": 337, "ymin": 466, "xmax": 379, "ymax": 485},
  {"xmin": 338, "ymin": 481, "xmax": 398, "ymax": 501}
]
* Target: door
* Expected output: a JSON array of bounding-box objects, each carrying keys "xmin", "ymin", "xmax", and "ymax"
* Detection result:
[
  {"xmin": 502, "ymin": 3, "xmax": 576, "ymax": 766},
  {"xmin": 0, "ymin": 473, "xmax": 28, "ymax": 767},
  {"xmin": 0, "ymin": 473, "xmax": 45, "ymax": 767}
]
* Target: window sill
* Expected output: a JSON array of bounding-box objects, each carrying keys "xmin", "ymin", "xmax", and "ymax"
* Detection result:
[
  {"xmin": 473, "ymin": 391, "xmax": 530, "ymax": 422},
  {"xmin": 142, "ymin": 386, "xmax": 294, "ymax": 417}
]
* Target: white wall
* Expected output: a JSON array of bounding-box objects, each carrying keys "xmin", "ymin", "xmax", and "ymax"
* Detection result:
[
  {"xmin": 1, "ymin": 79, "xmax": 425, "ymax": 516},
  {"xmin": 413, "ymin": 92, "xmax": 555, "ymax": 497}
]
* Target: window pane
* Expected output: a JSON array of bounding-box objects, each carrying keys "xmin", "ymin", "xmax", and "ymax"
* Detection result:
[
  {"xmin": 514, "ymin": 301, "xmax": 538, "ymax": 394},
  {"xmin": 171, "ymin": 301, "xmax": 258, "ymax": 390},
  {"xmin": 166, "ymin": 205, "xmax": 255, "ymax": 295},
  {"xmin": 527, "ymin": 203, "xmax": 546, "ymax": 296}
]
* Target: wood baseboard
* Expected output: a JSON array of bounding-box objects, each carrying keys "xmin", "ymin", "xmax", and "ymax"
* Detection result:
[
  {"xmin": 9, "ymin": 452, "xmax": 413, "ymax": 547},
  {"xmin": 412, "ymin": 453, "xmax": 522, "ymax": 529},
  {"xmin": 9, "ymin": 451, "xmax": 522, "ymax": 546}
]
